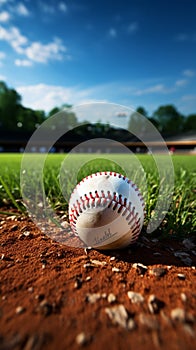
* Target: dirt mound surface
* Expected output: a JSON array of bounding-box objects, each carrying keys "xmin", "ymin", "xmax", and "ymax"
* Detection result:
[{"xmin": 0, "ymin": 213, "xmax": 196, "ymax": 350}]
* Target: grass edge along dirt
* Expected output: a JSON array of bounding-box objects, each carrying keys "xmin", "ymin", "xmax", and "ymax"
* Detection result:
[{"xmin": 0, "ymin": 153, "xmax": 195, "ymax": 239}]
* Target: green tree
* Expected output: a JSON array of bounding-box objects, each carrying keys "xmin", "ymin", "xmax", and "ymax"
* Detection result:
[
  {"xmin": 136, "ymin": 106, "xmax": 148, "ymax": 117},
  {"xmin": 48, "ymin": 107, "xmax": 61, "ymax": 117},
  {"xmin": 44, "ymin": 108, "xmax": 78, "ymax": 134},
  {"xmin": 152, "ymin": 105, "xmax": 184, "ymax": 135},
  {"xmin": 128, "ymin": 106, "xmax": 149, "ymax": 137},
  {"xmin": 183, "ymin": 114, "xmax": 196, "ymax": 132},
  {"xmin": 47, "ymin": 105, "xmax": 77, "ymax": 131},
  {"xmin": 17, "ymin": 107, "xmax": 46, "ymax": 132},
  {"xmin": 0, "ymin": 81, "xmax": 22, "ymax": 131}
]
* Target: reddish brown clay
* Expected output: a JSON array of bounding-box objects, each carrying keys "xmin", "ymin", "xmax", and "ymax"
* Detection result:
[{"xmin": 0, "ymin": 213, "xmax": 195, "ymax": 350}]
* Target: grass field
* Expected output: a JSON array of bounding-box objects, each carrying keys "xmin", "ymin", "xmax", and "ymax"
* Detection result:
[{"xmin": 0, "ymin": 153, "xmax": 195, "ymax": 239}]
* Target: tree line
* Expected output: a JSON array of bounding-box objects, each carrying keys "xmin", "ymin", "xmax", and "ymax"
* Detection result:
[{"xmin": 0, "ymin": 81, "xmax": 195, "ymax": 140}]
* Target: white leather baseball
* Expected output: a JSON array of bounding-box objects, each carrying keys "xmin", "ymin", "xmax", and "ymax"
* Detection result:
[{"xmin": 69, "ymin": 172, "xmax": 145, "ymax": 250}]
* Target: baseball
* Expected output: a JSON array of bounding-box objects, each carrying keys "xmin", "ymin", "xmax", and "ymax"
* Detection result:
[{"xmin": 69, "ymin": 172, "xmax": 145, "ymax": 250}]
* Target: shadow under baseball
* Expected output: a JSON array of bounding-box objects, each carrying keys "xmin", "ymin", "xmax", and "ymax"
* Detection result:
[{"xmin": 97, "ymin": 233, "xmax": 196, "ymax": 268}]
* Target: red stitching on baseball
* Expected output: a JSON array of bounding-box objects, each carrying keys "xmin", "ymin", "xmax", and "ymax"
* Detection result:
[
  {"xmin": 70, "ymin": 172, "xmax": 144, "ymax": 208},
  {"xmin": 69, "ymin": 172, "xmax": 145, "ymax": 242}
]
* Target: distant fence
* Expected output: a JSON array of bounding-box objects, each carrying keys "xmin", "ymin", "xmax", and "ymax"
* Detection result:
[{"xmin": 0, "ymin": 138, "xmax": 196, "ymax": 153}]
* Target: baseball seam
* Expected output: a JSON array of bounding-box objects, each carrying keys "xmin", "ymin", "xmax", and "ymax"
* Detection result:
[
  {"xmin": 69, "ymin": 172, "xmax": 145, "ymax": 245},
  {"xmin": 69, "ymin": 193, "xmax": 141, "ymax": 244},
  {"xmin": 70, "ymin": 171, "xmax": 145, "ymax": 207}
]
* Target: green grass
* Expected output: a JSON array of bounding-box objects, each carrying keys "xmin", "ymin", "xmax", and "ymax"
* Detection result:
[{"xmin": 0, "ymin": 153, "xmax": 195, "ymax": 239}]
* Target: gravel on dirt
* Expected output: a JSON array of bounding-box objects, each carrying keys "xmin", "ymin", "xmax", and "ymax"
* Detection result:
[{"xmin": 0, "ymin": 212, "xmax": 195, "ymax": 350}]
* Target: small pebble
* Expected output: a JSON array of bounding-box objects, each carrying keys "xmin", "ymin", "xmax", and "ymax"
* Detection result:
[
  {"xmin": 23, "ymin": 231, "xmax": 31, "ymax": 237},
  {"xmin": 86, "ymin": 293, "xmax": 101, "ymax": 304},
  {"xmin": 132, "ymin": 263, "xmax": 147, "ymax": 275},
  {"xmin": 76, "ymin": 332, "xmax": 88, "ymax": 346},
  {"xmin": 171, "ymin": 308, "xmax": 194, "ymax": 324},
  {"xmin": 39, "ymin": 300, "xmax": 53, "ymax": 316},
  {"xmin": 35, "ymin": 294, "xmax": 45, "ymax": 301},
  {"xmin": 28, "ymin": 287, "xmax": 34, "ymax": 293},
  {"xmin": 16, "ymin": 306, "xmax": 25, "ymax": 314},
  {"xmin": 105, "ymin": 304, "xmax": 128, "ymax": 328},
  {"xmin": 74, "ymin": 277, "xmax": 83, "ymax": 289},
  {"xmin": 6, "ymin": 215, "xmax": 17, "ymax": 220},
  {"xmin": 60, "ymin": 221, "xmax": 69, "ymax": 228},
  {"xmin": 127, "ymin": 291, "xmax": 144, "ymax": 303},
  {"xmin": 181, "ymin": 293, "xmax": 187, "ymax": 302},
  {"xmin": 150, "ymin": 267, "xmax": 166, "ymax": 278},
  {"xmin": 112, "ymin": 267, "xmax": 120, "ymax": 272},
  {"xmin": 85, "ymin": 276, "xmax": 91, "ymax": 281},
  {"xmin": 177, "ymin": 273, "xmax": 186, "ymax": 280},
  {"xmin": 127, "ymin": 318, "xmax": 136, "ymax": 331},
  {"xmin": 148, "ymin": 295, "xmax": 164, "ymax": 314},
  {"xmin": 110, "ymin": 256, "xmax": 116, "ymax": 261},
  {"xmin": 102, "ymin": 293, "xmax": 107, "ymax": 298},
  {"xmin": 83, "ymin": 263, "xmax": 93, "ymax": 268},
  {"xmin": 107, "ymin": 293, "xmax": 116, "ymax": 303},
  {"xmin": 171, "ymin": 308, "xmax": 186, "ymax": 323},
  {"xmin": 84, "ymin": 247, "xmax": 92, "ymax": 255},
  {"xmin": 90, "ymin": 259, "xmax": 107, "ymax": 266}
]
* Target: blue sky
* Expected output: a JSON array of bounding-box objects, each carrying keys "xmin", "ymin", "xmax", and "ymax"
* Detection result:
[{"xmin": 0, "ymin": 0, "xmax": 196, "ymax": 117}]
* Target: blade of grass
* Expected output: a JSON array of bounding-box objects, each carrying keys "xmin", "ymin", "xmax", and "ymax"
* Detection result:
[
  {"xmin": 0, "ymin": 210, "xmax": 21, "ymax": 216},
  {"xmin": 0, "ymin": 175, "xmax": 22, "ymax": 212}
]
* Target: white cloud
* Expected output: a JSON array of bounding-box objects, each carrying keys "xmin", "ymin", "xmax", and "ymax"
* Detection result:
[
  {"xmin": 183, "ymin": 69, "xmax": 195, "ymax": 77},
  {"xmin": 59, "ymin": 2, "xmax": 67, "ymax": 12},
  {"xmin": 17, "ymin": 83, "xmax": 96, "ymax": 112},
  {"xmin": 108, "ymin": 28, "xmax": 117, "ymax": 38},
  {"xmin": 0, "ymin": 25, "xmax": 67, "ymax": 64},
  {"xmin": 15, "ymin": 58, "xmax": 32, "ymax": 66},
  {"xmin": 134, "ymin": 77, "xmax": 190, "ymax": 96},
  {"xmin": 15, "ymin": 3, "xmax": 30, "ymax": 16},
  {"xmin": 127, "ymin": 22, "xmax": 139, "ymax": 34},
  {"xmin": 0, "ymin": 25, "xmax": 28, "ymax": 53},
  {"xmin": 134, "ymin": 84, "xmax": 167, "ymax": 96},
  {"xmin": 25, "ymin": 38, "xmax": 66, "ymax": 63},
  {"xmin": 38, "ymin": 2, "xmax": 68, "ymax": 15},
  {"xmin": 182, "ymin": 94, "xmax": 196, "ymax": 101},
  {"xmin": 175, "ymin": 79, "xmax": 188, "ymax": 87},
  {"xmin": 0, "ymin": 11, "xmax": 10, "ymax": 22}
]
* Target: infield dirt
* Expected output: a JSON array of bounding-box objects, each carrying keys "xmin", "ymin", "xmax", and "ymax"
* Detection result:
[{"xmin": 0, "ymin": 212, "xmax": 195, "ymax": 350}]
